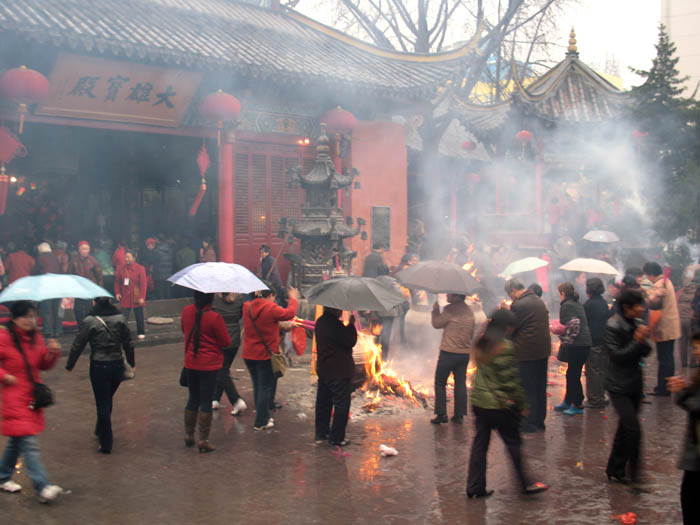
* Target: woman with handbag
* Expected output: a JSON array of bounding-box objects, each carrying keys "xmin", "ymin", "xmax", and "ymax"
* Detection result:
[
  {"xmin": 181, "ymin": 291, "xmax": 230, "ymax": 452},
  {"xmin": 553, "ymin": 282, "xmax": 592, "ymax": 416},
  {"xmin": 242, "ymin": 285, "xmax": 298, "ymax": 431},
  {"xmin": 66, "ymin": 297, "xmax": 134, "ymax": 454},
  {"xmin": 0, "ymin": 301, "xmax": 62, "ymax": 502}
]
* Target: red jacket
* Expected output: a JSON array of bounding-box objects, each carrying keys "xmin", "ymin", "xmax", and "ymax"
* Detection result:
[
  {"xmin": 0, "ymin": 326, "xmax": 58, "ymax": 436},
  {"xmin": 5, "ymin": 251, "xmax": 35, "ymax": 283},
  {"xmin": 242, "ymin": 297, "xmax": 298, "ymax": 361},
  {"xmin": 181, "ymin": 304, "xmax": 230, "ymax": 371},
  {"xmin": 115, "ymin": 262, "xmax": 147, "ymax": 308}
]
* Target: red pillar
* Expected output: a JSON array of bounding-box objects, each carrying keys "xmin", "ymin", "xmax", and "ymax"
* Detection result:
[{"xmin": 218, "ymin": 136, "xmax": 235, "ymax": 262}]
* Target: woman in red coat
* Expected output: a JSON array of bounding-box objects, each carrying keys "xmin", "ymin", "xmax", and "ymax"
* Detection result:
[
  {"xmin": 115, "ymin": 250, "xmax": 148, "ymax": 339},
  {"xmin": 242, "ymin": 286, "xmax": 299, "ymax": 431},
  {"xmin": 0, "ymin": 301, "xmax": 62, "ymax": 502},
  {"xmin": 181, "ymin": 291, "xmax": 230, "ymax": 452}
]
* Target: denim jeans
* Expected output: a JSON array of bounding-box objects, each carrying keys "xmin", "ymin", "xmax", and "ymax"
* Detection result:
[
  {"xmin": 74, "ymin": 298, "xmax": 92, "ymax": 328},
  {"xmin": 123, "ymin": 306, "xmax": 145, "ymax": 336},
  {"xmin": 244, "ymin": 359, "xmax": 274, "ymax": 427},
  {"xmin": 90, "ymin": 360, "xmax": 123, "ymax": 452},
  {"xmin": 0, "ymin": 435, "xmax": 50, "ymax": 493}
]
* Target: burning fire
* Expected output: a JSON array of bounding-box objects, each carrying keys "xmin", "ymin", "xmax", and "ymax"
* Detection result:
[
  {"xmin": 462, "ymin": 244, "xmax": 479, "ymax": 279},
  {"xmin": 355, "ymin": 332, "xmax": 430, "ymax": 412}
]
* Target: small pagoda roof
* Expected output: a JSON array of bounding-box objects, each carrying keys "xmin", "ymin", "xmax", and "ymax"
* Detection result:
[
  {"xmin": 448, "ymin": 29, "xmax": 630, "ymax": 130},
  {"xmin": 510, "ymin": 29, "xmax": 630, "ymax": 123},
  {"xmin": 0, "ymin": 0, "xmax": 478, "ymax": 98}
]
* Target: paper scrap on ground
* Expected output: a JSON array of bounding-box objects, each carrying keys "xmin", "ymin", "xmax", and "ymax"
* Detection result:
[{"xmin": 380, "ymin": 444, "xmax": 399, "ymax": 456}]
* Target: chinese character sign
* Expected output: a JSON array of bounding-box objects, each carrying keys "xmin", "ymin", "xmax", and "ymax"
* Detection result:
[{"xmin": 37, "ymin": 53, "xmax": 201, "ymax": 127}]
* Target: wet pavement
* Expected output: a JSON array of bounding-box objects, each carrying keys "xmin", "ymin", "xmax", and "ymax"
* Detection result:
[{"xmin": 1, "ymin": 342, "xmax": 689, "ymax": 524}]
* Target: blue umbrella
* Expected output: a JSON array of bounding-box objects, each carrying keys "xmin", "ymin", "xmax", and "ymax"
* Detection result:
[
  {"xmin": 0, "ymin": 274, "xmax": 113, "ymax": 303},
  {"xmin": 167, "ymin": 262, "xmax": 268, "ymax": 294}
]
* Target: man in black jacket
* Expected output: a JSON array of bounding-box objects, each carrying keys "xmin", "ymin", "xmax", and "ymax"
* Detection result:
[
  {"xmin": 583, "ymin": 278, "xmax": 612, "ymax": 408},
  {"xmin": 314, "ymin": 307, "xmax": 357, "ymax": 447},
  {"xmin": 506, "ymin": 278, "xmax": 551, "ymax": 433},
  {"xmin": 604, "ymin": 289, "xmax": 651, "ymax": 487}
]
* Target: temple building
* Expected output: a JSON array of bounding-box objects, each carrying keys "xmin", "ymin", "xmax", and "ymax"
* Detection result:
[{"xmin": 0, "ymin": 0, "xmax": 481, "ymax": 277}]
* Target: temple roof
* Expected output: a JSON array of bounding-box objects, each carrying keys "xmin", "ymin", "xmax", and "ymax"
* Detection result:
[
  {"xmin": 0, "ymin": 0, "xmax": 477, "ymax": 98},
  {"xmin": 510, "ymin": 29, "xmax": 630, "ymax": 123},
  {"xmin": 450, "ymin": 29, "xmax": 631, "ymax": 129}
]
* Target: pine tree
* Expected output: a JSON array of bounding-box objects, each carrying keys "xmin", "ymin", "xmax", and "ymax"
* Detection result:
[{"xmin": 630, "ymin": 25, "xmax": 700, "ymax": 242}]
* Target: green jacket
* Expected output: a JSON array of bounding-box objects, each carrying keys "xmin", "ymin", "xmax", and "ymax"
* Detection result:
[{"xmin": 471, "ymin": 339, "xmax": 526, "ymax": 412}]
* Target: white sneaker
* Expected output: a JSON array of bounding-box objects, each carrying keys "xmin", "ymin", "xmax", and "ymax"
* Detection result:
[
  {"xmin": 230, "ymin": 398, "xmax": 247, "ymax": 416},
  {"xmin": 137, "ymin": 334, "xmax": 145, "ymax": 340},
  {"xmin": 253, "ymin": 419, "xmax": 274, "ymax": 431},
  {"xmin": 38, "ymin": 484, "xmax": 62, "ymax": 503},
  {"xmin": 212, "ymin": 400, "xmax": 221, "ymax": 410},
  {"xmin": 1, "ymin": 480, "xmax": 22, "ymax": 493}
]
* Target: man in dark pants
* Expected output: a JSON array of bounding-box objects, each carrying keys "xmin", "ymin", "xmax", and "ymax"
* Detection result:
[
  {"xmin": 314, "ymin": 307, "xmax": 357, "ymax": 447},
  {"xmin": 644, "ymin": 262, "xmax": 681, "ymax": 396},
  {"xmin": 69, "ymin": 241, "xmax": 104, "ymax": 328},
  {"xmin": 212, "ymin": 293, "xmax": 247, "ymax": 415},
  {"xmin": 506, "ymin": 278, "xmax": 551, "ymax": 433},
  {"xmin": 430, "ymin": 294, "xmax": 475, "ymax": 424}
]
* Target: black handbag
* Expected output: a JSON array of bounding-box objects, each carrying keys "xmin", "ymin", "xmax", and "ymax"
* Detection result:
[
  {"xmin": 179, "ymin": 367, "xmax": 188, "ymax": 387},
  {"xmin": 13, "ymin": 336, "xmax": 54, "ymax": 410}
]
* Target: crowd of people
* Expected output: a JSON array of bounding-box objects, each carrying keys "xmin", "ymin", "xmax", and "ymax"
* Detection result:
[{"xmin": 0, "ymin": 240, "xmax": 699, "ymax": 523}]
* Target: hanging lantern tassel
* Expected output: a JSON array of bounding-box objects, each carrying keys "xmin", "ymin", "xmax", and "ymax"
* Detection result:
[
  {"xmin": 189, "ymin": 179, "xmax": 206, "ymax": 216},
  {"xmin": 0, "ymin": 164, "xmax": 8, "ymax": 215},
  {"xmin": 216, "ymin": 121, "xmax": 223, "ymax": 146}
]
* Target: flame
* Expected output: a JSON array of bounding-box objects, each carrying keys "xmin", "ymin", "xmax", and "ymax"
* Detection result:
[
  {"xmin": 356, "ymin": 332, "xmax": 429, "ymax": 412},
  {"xmin": 467, "ymin": 293, "xmax": 480, "ymax": 302},
  {"xmin": 461, "ymin": 248, "xmax": 480, "ymax": 279}
]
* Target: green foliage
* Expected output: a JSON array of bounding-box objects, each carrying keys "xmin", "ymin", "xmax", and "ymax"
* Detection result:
[{"xmin": 630, "ymin": 25, "xmax": 700, "ymax": 242}]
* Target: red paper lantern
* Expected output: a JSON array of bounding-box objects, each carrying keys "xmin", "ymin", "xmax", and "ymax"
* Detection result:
[
  {"xmin": 516, "ymin": 130, "xmax": 533, "ymax": 143},
  {"xmin": 198, "ymin": 89, "xmax": 241, "ymax": 145},
  {"xmin": 321, "ymin": 106, "xmax": 357, "ymax": 135},
  {"xmin": 461, "ymin": 140, "xmax": 476, "ymax": 152},
  {"xmin": 0, "ymin": 66, "xmax": 50, "ymax": 134}
]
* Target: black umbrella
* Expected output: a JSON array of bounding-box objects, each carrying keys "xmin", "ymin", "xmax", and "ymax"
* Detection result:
[
  {"xmin": 395, "ymin": 260, "xmax": 479, "ymax": 294},
  {"xmin": 305, "ymin": 276, "xmax": 406, "ymax": 311}
]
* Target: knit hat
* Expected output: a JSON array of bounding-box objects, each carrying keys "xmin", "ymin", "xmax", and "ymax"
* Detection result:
[{"xmin": 77, "ymin": 240, "xmax": 90, "ymax": 249}]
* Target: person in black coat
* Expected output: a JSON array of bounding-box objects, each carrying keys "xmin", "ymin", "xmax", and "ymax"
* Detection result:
[
  {"xmin": 604, "ymin": 289, "xmax": 651, "ymax": 487},
  {"xmin": 506, "ymin": 279, "xmax": 551, "ymax": 433},
  {"xmin": 152, "ymin": 237, "xmax": 175, "ymax": 299},
  {"xmin": 314, "ymin": 307, "xmax": 357, "ymax": 447},
  {"xmin": 211, "ymin": 293, "xmax": 247, "ymax": 416},
  {"xmin": 554, "ymin": 282, "xmax": 592, "ymax": 415},
  {"xmin": 583, "ymin": 278, "xmax": 612, "ymax": 408},
  {"xmin": 66, "ymin": 297, "xmax": 134, "ymax": 454}
]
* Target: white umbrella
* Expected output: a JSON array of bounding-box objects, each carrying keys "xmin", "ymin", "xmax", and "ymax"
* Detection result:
[
  {"xmin": 583, "ymin": 230, "xmax": 620, "ymax": 243},
  {"xmin": 167, "ymin": 263, "xmax": 268, "ymax": 294},
  {"xmin": 498, "ymin": 257, "xmax": 549, "ymax": 279},
  {"xmin": 559, "ymin": 258, "xmax": 619, "ymax": 275}
]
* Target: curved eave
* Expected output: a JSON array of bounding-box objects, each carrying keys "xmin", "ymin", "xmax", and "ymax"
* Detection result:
[{"xmin": 286, "ymin": 9, "xmax": 482, "ymax": 64}]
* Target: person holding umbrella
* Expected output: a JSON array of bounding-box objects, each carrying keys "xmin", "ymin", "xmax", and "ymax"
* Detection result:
[
  {"xmin": 314, "ymin": 307, "xmax": 357, "ymax": 446},
  {"xmin": 431, "ymin": 293, "xmax": 475, "ymax": 424},
  {"xmin": 0, "ymin": 301, "xmax": 62, "ymax": 502},
  {"xmin": 242, "ymin": 285, "xmax": 299, "ymax": 431},
  {"xmin": 65, "ymin": 297, "xmax": 134, "ymax": 454}
]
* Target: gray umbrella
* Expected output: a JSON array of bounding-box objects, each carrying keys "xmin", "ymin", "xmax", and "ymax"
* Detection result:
[
  {"xmin": 305, "ymin": 276, "xmax": 406, "ymax": 311},
  {"xmin": 395, "ymin": 260, "xmax": 479, "ymax": 294}
]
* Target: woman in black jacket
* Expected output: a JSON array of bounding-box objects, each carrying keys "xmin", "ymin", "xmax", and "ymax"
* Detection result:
[
  {"xmin": 583, "ymin": 278, "xmax": 612, "ymax": 408},
  {"xmin": 554, "ymin": 282, "xmax": 592, "ymax": 415},
  {"xmin": 66, "ymin": 297, "xmax": 134, "ymax": 454},
  {"xmin": 604, "ymin": 289, "xmax": 651, "ymax": 487}
]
